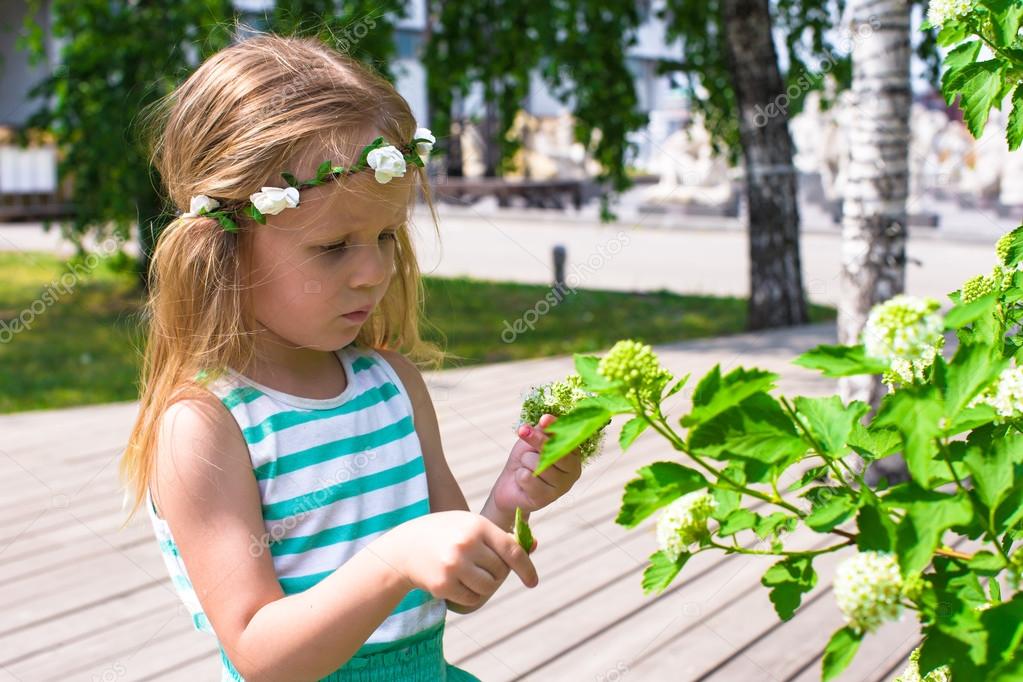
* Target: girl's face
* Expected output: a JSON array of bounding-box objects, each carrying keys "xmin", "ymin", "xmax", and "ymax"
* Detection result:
[{"xmin": 245, "ymin": 153, "xmax": 413, "ymax": 355}]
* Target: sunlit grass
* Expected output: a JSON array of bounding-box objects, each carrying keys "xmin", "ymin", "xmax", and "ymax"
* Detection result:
[{"xmin": 0, "ymin": 252, "xmax": 834, "ymax": 413}]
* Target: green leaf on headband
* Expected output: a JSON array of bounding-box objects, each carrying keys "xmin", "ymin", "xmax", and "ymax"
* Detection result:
[
  {"xmin": 331, "ymin": 165, "xmax": 346, "ymax": 175},
  {"xmin": 281, "ymin": 172, "xmax": 300, "ymax": 188},
  {"xmin": 357, "ymin": 136, "xmax": 387, "ymax": 167},
  {"xmin": 243, "ymin": 204, "xmax": 265, "ymax": 225},
  {"xmin": 316, "ymin": 160, "xmax": 332, "ymax": 182},
  {"xmin": 407, "ymin": 152, "xmax": 425, "ymax": 168},
  {"xmin": 216, "ymin": 213, "xmax": 238, "ymax": 232}
]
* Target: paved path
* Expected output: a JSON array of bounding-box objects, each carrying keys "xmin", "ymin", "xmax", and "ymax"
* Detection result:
[
  {"xmin": 4, "ymin": 197, "xmax": 1006, "ymax": 309},
  {"xmin": 0, "ymin": 323, "xmax": 926, "ymax": 681}
]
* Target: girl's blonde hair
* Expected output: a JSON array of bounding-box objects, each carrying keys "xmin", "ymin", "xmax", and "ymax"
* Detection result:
[{"xmin": 119, "ymin": 33, "xmax": 443, "ymax": 525}]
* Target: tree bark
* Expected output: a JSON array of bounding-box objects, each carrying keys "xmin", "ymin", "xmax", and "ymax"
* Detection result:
[
  {"xmin": 838, "ymin": 0, "xmax": 911, "ymax": 406},
  {"xmin": 721, "ymin": 0, "xmax": 809, "ymax": 330},
  {"xmin": 839, "ymin": 0, "xmax": 912, "ymax": 483}
]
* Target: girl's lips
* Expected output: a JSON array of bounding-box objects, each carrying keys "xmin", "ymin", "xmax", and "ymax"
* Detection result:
[{"xmin": 342, "ymin": 309, "xmax": 370, "ymax": 323}]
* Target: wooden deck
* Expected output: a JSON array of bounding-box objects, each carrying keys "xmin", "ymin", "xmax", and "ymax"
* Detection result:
[{"xmin": 0, "ymin": 324, "xmax": 922, "ymax": 681}]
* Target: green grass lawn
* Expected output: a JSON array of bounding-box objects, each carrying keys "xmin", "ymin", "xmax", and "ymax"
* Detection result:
[{"xmin": 0, "ymin": 251, "xmax": 834, "ymax": 413}]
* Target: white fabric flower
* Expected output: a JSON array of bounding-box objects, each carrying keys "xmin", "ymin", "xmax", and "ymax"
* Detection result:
[
  {"xmin": 833, "ymin": 551, "xmax": 903, "ymax": 634},
  {"xmin": 182, "ymin": 194, "xmax": 220, "ymax": 218},
  {"xmin": 366, "ymin": 145, "xmax": 407, "ymax": 184},
  {"xmin": 249, "ymin": 186, "xmax": 300, "ymax": 215},
  {"xmin": 413, "ymin": 127, "xmax": 435, "ymax": 157}
]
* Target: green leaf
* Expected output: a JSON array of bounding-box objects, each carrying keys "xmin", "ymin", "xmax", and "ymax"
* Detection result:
[
  {"xmin": 793, "ymin": 344, "xmax": 889, "ymax": 377},
  {"xmin": 537, "ymin": 404, "xmax": 612, "ymax": 473},
  {"xmin": 822, "ymin": 627, "xmax": 862, "ymax": 681},
  {"xmin": 856, "ymin": 502, "xmax": 896, "ymax": 552},
  {"xmin": 573, "ymin": 354, "xmax": 617, "ymax": 392},
  {"xmin": 794, "ymin": 396, "xmax": 869, "ymax": 458},
  {"xmin": 944, "ymin": 341, "xmax": 1006, "ymax": 418},
  {"xmin": 761, "ymin": 556, "xmax": 817, "ymax": 621},
  {"xmin": 681, "ymin": 366, "xmax": 778, "ymax": 427},
  {"xmin": 953, "ymin": 60, "xmax": 1005, "ymax": 138},
  {"xmin": 964, "ymin": 427, "xmax": 1023, "ymax": 511},
  {"xmin": 967, "ymin": 550, "xmax": 1006, "ymax": 573},
  {"xmin": 356, "ymin": 136, "xmax": 386, "ymax": 168},
  {"xmin": 315, "ymin": 160, "xmax": 332, "ymax": 182},
  {"xmin": 215, "ymin": 213, "xmax": 239, "ymax": 232},
  {"xmin": 984, "ymin": 0, "xmax": 1023, "ymax": 45},
  {"xmin": 805, "ymin": 490, "xmax": 859, "ymax": 532},
  {"xmin": 754, "ymin": 512, "xmax": 796, "ymax": 540},
  {"xmin": 936, "ymin": 18, "xmax": 970, "ymax": 47},
  {"xmin": 895, "ymin": 491, "xmax": 974, "ymax": 575},
  {"xmin": 616, "ymin": 462, "xmax": 708, "ymax": 528},
  {"xmin": 243, "ymin": 203, "xmax": 266, "ymax": 225},
  {"xmin": 664, "ymin": 373, "xmax": 689, "ymax": 399},
  {"xmin": 873, "ymin": 386, "xmax": 948, "ymax": 487},
  {"xmin": 786, "ymin": 464, "xmax": 829, "ymax": 492},
  {"xmin": 944, "ymin": 39, "xmax": 983, "ymax": 72},
  {"xmin": 689, "ymin": 393, "xmax": 807, "ymax": 464},
  {"xmin": 642, "ymin": 550, "xmax": 689, "ymax": 594},
  {"xmin": 944, "ymin": 292, "xmax": 998, "ymax": 329},
  {"xmin": 847, "ymin": 421, "xmax": 901, "ymax": 461},
  {"xmin": 618, "ymin": 416, "xmax": 649, "ymax": 451},
  {"xmin": 718, "ymin": 508, "xmax": 758, "ymax": 537},
  {"xmin": 981, "ymin": 593, "xmax": 1023, "ymax": 668},
  {"xmin": 513, "ymin": 507, "xmax": 533, "ymax": 553},
  {"xmin": 1009, "ymin": 84, "xmax": 1023, "ymax": 151},
  {"xmin": 280, "ymin": 171, "xmax": 300, "ymax": 188}
]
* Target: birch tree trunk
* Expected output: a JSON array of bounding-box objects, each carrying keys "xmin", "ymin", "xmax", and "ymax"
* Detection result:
[
  {"xmin": 838, "ymin": 0, "xmax": 912, "ymax": 482},
  {"xmin": 838, "ymin": 0, "xmax": 912, "ymax": 404},
  {"xmin": 721, "ymin": 0, "xmax": 809, "ymax": 330}
]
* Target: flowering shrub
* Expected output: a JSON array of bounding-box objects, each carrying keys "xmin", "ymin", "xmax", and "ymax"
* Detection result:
[
  {"xmin": 924, "ymin": 0, "xmax": 1023, "ymax": 149},
  {"xmin": 532, "ymin": 227, "xmax": 1023, "ymax": 680}
]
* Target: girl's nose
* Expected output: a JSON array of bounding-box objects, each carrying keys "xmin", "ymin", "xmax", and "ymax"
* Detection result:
[{"xmin": 349, "ymin": 241, "xmax": 390, "ymax": 289}]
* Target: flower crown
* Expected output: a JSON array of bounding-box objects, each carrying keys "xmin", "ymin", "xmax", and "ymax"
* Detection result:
[{"xmin": 180, "ymin": 127, "xmax": 435, "ymax": 232}]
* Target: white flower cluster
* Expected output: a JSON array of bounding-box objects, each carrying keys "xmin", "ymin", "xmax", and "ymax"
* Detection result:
[
  {"xmin": 970, "ymin": 364, "xmax": 1023, "ymax": 420},
  {"xmin": 862, "ymin": 295, "xmax": 945, "ymax": 386},
  {"xmin": 655, "ymin": 491, "xmax": 717, "ymax": 561},
  {"xmin": 927, "ymin": 0, "xmax": 973, "ymax": 26},
  {"xmin": 518, "ymin": 374, "xmax": 606, "ymax": 463},
  {"xmin": 894, "ymin": 646, "xmax": 952, "ymax": 682},
  {"xmin": 833, "ymin": 551, "xmax": 904, "ymax": 634}
]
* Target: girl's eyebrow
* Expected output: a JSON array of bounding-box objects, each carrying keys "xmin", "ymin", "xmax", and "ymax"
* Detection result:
[{"xmin": 309, "ymin": 220, "xmax": 405, "ymax": 245}]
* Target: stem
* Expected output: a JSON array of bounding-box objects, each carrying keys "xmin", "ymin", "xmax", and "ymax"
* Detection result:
[
  {"xmin": 641, "ymin": 408, "xmax": 806, "ymax": 517},
  {"xmin": 709, "ymin": 539, "xmax": 853, "ymax": 557},
  {"xmin": 779, "ymin": 396, "xmax": 882, "ymax": 506},
  {"xmin": 937, "ymin": 437, "xmax": 1012, "ymax": 564}
]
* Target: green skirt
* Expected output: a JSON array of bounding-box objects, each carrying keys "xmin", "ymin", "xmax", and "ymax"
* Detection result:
[{"xmin": 220, "ymin": 621, "xmax": 482, "ymax": 682}]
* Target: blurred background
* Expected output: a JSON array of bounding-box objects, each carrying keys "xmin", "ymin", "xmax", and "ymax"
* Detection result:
[
  {"xmin": 1, "ymin": 1, "xmax": 1020, "ymax": 680},
  {"xmin": 0, "ymin": 0, "xmax": 1018, "ymax": 413}
]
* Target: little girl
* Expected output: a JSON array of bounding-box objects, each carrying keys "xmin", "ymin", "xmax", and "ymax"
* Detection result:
[{"xmin": 118, "ymin": 34, "xmax": 583, "ymax": 681}]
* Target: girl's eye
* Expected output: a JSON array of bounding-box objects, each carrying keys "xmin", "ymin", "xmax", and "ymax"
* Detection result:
[{"xmin": 319, "ymin": 231, "xmax": 398, "ymax": 255}]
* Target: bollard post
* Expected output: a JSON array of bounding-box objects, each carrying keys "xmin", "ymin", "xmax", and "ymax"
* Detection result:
[{"xmin": 553, "ymin": 245, "xmax": 567, "ymax": 301}]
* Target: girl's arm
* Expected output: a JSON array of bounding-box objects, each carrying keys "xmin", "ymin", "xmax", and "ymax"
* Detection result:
[
  {"xmin": 378, "ymin": 350, "xmax": 518, "ymax": 615},
  {"xmin": 152, "ymin": 395, "xmax": 415, "ymax": 682}
]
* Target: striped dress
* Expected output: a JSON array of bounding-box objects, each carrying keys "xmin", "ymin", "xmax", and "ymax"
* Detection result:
[{"xmin": 145, "ymin": 343, "xmax": 457, "ymax": 681}]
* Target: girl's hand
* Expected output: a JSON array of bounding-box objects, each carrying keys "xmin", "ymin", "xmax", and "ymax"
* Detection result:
[
  {"xmin": 376, "ymin": 510, "xmax": 538, "ymax": 609},
  {"xmin": 491, "ymin": 413, "xmax": 584, "ymax": 515}
]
